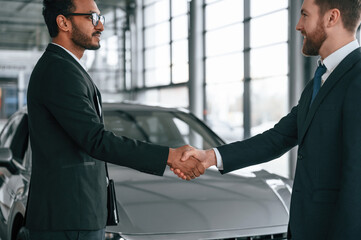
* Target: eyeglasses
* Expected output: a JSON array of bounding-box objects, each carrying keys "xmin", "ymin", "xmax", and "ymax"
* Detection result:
[{"xmin": 65, "ymin": 12, "xmax": 105, "ymax": 27}]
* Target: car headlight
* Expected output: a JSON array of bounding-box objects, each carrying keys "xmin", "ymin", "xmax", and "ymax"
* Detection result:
[{"xmin": 105, "ymin": 232, "xmax": 125, "ymax": 240}]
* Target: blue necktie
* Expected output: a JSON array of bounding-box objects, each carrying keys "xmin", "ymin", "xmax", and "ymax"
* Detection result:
[{"xmin": 310, "ymin": 64, "xmax": 327, "ymax": 105}]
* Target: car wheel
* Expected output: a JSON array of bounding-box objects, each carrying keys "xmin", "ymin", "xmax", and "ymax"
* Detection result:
[{"xmin": 15, "ymin": 227, "xmax": 30, "ymax": 240}]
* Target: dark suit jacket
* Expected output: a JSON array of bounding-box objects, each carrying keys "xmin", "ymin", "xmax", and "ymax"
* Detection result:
[
  {"xmin": 25, "ymin": 44, "xmax": 169, "ymax": 230},
  {"xmin": 217, "ymin": 48, "xmax": 361, "ymax": 240}
]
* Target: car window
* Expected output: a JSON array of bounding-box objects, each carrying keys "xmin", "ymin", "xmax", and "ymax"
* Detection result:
[
  {"xmin": 10, "ymin": 115, "xmax": 29, "ymax": 165},
  {"xmin": 135, "ymin": 114, "xmax": 186, "ymax": 147},
  {"xmin": 0, "ymin": 114, "xmax": 23, "ymax": 147},
  {"xmin": 104, "ymin": 112, "xmax": 149, "ymax": 142},
  {"xmin": 0, "ymin": 113, "xmax": 29, "ymax": 165},
  {"xmin": 103, "ymin": 110, "xmax": 223, "ymax": 149}
]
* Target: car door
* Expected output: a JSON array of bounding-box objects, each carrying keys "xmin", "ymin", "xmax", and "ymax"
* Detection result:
[{"xmin": 0, "ymin": 112, "xmax": 30, "ymax": 240}]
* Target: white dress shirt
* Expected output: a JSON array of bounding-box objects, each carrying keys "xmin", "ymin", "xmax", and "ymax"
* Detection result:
[
  {"xmin": 320, "ymin": 39, "xmax": 360, "ymax": 85},
  {"xmin": 214, "ymin": 39, "xmax": 360, "ymax": 170}
]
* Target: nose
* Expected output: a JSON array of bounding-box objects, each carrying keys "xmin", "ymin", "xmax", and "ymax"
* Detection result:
[
  {"xmin": 96, "ymin": 21, "xmax": 104, "ymax": 32},
  {"xmin": 296, "ymin": 17, "xmax": 302, "ymax": 32}
]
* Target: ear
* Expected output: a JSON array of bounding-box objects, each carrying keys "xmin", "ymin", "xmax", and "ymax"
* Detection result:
[
  {"xmin": 56, "ymin": 15, "xmax": 71, "ymax": 33},
  {"xmin": 326, "ymin": 8, "xmax": 341, "ymax": 28}
]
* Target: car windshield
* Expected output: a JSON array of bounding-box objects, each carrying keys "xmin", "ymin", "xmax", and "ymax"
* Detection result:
[{"xmin": 103, "ymin": 110, "xmax": 223, "ymax": 149}]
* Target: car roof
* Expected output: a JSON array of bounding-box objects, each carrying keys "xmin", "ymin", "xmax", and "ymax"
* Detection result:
[
  {"xmin": 17, "ymin": 102, "xmax": 190, "ymax": 115},
  {"xmin": 102, "ymin": 102, "xmax": 189, "ymax": 114}
]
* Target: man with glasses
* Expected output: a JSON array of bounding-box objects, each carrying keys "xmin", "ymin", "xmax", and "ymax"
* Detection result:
[{"xmin": 25, "ymin": 0, "xmax": 204, "ymax": 239}]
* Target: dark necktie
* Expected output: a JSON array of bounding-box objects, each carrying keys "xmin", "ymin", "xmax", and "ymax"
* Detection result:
[{"xmin": 310, "ymin": 64, "xmax": 327, "ymax": 105}]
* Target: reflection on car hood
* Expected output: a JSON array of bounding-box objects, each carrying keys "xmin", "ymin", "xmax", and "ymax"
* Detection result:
[{"xmin": 106, "ymin": 165, "xmax": 292, "ymax": 239}]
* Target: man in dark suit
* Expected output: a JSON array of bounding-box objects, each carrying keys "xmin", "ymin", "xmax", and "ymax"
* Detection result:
[
  {"xmin": 26, "ymin": 0, "xmax": 204, "ymax": 239},
  {"xmin": 178, "ymin": 0, "xmax": 361, "ymax": 239}
]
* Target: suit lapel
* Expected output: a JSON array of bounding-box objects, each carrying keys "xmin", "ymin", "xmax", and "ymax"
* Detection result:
[{"xmin": 299, "ymin": 48, "xmax": 361, "ymax": 143}]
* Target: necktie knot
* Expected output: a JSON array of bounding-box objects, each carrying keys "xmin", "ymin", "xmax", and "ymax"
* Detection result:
[
  {"xmin": 314, "ymin": 64, "xmax": 327, "ymax": 79},
  {"xmin": 310, "ymin": 64, "xmax": 327, "ymax": 105}
]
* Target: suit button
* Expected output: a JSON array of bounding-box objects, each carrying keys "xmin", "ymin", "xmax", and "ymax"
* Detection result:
[{"xmin": 298, "ymin": 154, "xmax": 303, "ymax": 160}]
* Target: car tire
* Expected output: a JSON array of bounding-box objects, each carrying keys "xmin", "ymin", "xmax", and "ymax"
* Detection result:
[{"xmin": 15, "ymin": 227, "xmax": 30, "ymax": 240}]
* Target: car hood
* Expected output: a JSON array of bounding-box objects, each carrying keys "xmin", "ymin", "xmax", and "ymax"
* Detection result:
[{"xmin": 106, "ymin": 165, "xmax": 292, "ymax": 239}]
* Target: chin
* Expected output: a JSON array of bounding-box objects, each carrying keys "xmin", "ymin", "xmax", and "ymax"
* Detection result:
[{"xmin": 87, "ymin": 44, "xmax": 101, "ymax": 50}]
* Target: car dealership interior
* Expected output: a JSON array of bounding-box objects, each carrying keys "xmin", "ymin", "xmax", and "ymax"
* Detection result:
[{"xmin": 0, "ymin": 0, "xmax": 359, "ymax": 239}]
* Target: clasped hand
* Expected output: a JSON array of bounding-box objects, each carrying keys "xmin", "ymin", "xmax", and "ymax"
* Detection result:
[{"xmin": 167, "ymin": 145, "xmax": 217, "ymax": 180}]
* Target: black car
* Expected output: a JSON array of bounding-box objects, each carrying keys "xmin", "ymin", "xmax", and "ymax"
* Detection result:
[{"xmin": 0, "ymin": 102, "xmax": 291, "ymax": 240}]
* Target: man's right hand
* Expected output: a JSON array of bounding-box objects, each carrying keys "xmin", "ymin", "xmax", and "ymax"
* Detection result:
[
  {"xmin": 171, "ymin": 148, "xmax": 217, "ymax": 180},
  {"xmin": 167, "ymin": 145, "xmax": 205, "ymax": 180}
]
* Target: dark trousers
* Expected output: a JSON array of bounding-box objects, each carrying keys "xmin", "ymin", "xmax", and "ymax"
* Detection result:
[{"xmin": 29, "ymin": 228, "xmax": 105, "ymax": 240}]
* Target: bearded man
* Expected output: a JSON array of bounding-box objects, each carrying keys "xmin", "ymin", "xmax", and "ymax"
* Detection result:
[
  {"xmin": 25, "ymin": 0, "xmax": 205, "ymax": 239},
  {"xmin": 178, "ymin": 0, "xmax": 361, "ymax": 239}
]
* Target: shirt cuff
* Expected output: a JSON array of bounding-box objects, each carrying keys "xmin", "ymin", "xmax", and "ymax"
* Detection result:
[{"xmin": 213, "ymin": 148, "xmax": 224, "ymax": 170}]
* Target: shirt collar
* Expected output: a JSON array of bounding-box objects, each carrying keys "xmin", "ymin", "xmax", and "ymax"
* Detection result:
[
  {"xmin": 50, "ymin": 42, "xmax": 87, "ymax": 71},
  {"xmin": 320, "ymin": 39, "xmax": 359, "ymax": 71}
]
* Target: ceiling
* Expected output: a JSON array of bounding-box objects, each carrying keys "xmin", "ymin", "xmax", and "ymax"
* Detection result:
[{"xmin": 0, "ymin": 0, "xmax": 133, "ymax": 51}]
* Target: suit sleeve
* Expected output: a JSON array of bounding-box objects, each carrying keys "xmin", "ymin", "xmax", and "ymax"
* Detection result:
[
  {"xmin": 217, "ymin": 105, "xmax": 298, "ymax": 174},
  {"xmin": 41, "ymin": 59, "xmax": 169, "ymax": 176},
  {"xmin": 330, "ymin": 76, "xmax": 361, "ymax": 238}
]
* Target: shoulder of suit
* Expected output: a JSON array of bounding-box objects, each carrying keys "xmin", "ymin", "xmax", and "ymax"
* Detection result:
[
  {"xmin": 45, "ymin": 44, "xmax": 81, "ymax": 66},
  {"xmin": 41, "ymin": 51, "xmax": 84, "ymax": 76}
]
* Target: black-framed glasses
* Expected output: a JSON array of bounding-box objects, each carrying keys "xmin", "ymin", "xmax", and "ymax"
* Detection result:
[{"xmin": 65, "ymin": 12, "xmax": 105, "ymax": 27}]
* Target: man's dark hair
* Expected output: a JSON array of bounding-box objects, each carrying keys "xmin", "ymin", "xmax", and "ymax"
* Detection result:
[
  {"xmin": 315, "ymin": 0, "xmax": 361, "ymax": 32},
  {"xmin": 42, "ymin": 0, "xmax": 75, "ymax": 38}
]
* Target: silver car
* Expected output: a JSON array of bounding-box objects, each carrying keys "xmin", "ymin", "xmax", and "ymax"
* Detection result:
[{"xmin": 0, "ymin": 102, "xmax": 291, "ymax": 240}]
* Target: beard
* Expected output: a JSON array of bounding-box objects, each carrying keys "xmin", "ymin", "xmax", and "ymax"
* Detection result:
[
  {"xmin": 301, "ymin": 19, "xmax": 327, "ymax": 56},
  {"xmin": 70, "ymin": 21, "xmax": 101, "ymax": 50}
]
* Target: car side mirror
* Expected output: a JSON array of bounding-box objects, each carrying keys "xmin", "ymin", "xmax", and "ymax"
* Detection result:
[{"xmin": 0, "ymin": 148, "xmax": 18, "ymax": 174}]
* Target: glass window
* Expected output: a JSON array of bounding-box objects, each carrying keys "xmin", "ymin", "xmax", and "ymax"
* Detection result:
[
  {"xmin": 250, "ymin": 76, "xmax": 289, "ymax": 178},
  {"xmin": 144, "ymin": 0, "xmax": 170, "ymax": 27},
  {"xmin": 0, "ymin": 86, "xmax": 19, "ymax": 119},
  {"xmin": 250, "ymin": 76, "xmax": 288, "ymax": 135},
  {"xmin": 204, "ymin": 0, "xmax": 290, "ymax": 178},
  {"xmin": 144, "ymin": 22, "xmax": 170, "ymax": 48},
  {"xmin": 136, "ymin": 87, "xmax": 189, "ymax": 107},
  {"xmin": 206, "ymin": 52, "xmax": 244, "ymax": 84},
  {"xmin": 142, "ymin": 0, "xmax": 189, "ymax": 97},
  {"xmin": 172, "ymin": 39, "xmax": 189, "ymax": 84},
  {"xmin": 125, "ymin": 30, "xmax": 132, "ymax": 90},
  {"xmin": 251, "ymin": 0, "xmax": 288, "ymax": 17},
  {"xmin": 250, "ymin": 43, "xmax": 288, "ymax": 79},
  {"xmin": 171, "ymin": 0, "xmax": 188, "ymax": 17},
  {"xmin": 145, "ymin": 67, "xmax": 171, "ymax": 87},
  {"xmin": 172, "ymin": 15, "xmax": 188, "ymax": 40},
  {"xmin": 137, "ymin": 89, "xmax": 159, "ymax": 105},
  {"xmin": 172, "ymin": 63, "xmax": 188, "ymax": 84},
  {"xmin": 172, "ymin": 40, "xmax": 188, "ymax": 64},
  {"xmin": 106, "ymin": 36, "xmax": 119, "ymax": 66},
  {"xmin": 250, "ymin": 10, "xmax": 288, "ymax": 48},
  {"xmin": 159, "ymin": 87, "xmax": 189, "ymax": 107},
  {"xmin": 144, "ymin": 45, "xmax": 170, "ymax": 69},
  {"xmin": 205, "ymin": 0, "xmax": 222, "ymax": 4},
  {"xmin": 144, "ymin": 0, "xmax": 160, "ymax": 6},
  {"xmin": 206, "ymin": 24, "xmax": 244, "ymax": 57},
  {"xmin": 205, "ymin": 0, "xmax": 243, "ymax": 30},
  {"xmin": 206, "ymin": 82, "xmax": 244, "ymax": 143}
]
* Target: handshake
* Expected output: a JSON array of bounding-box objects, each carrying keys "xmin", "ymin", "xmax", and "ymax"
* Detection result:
[{"xmin": 167, "ymin": 145, "xmax": 217, "ymax": 180}]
